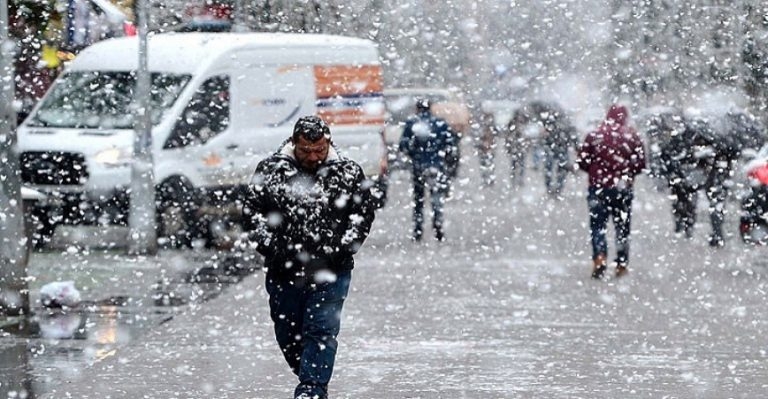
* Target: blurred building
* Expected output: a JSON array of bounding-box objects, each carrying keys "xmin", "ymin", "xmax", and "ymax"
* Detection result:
[
  {"xmin": 609, "ymin": 0, "xmax": 763, "ymax": 109},
  {"xmin": 10, "ymin": 0, "xmax": 134, "ymax": 123},
  {"xmin": 63, "ymin": 0, "xmax": 133, "ymax": 51}
]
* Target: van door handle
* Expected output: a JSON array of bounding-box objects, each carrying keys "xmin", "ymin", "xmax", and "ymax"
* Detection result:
[{"xmin": 226, "ymin": 144, "xmax": 239, "ymax": 150}]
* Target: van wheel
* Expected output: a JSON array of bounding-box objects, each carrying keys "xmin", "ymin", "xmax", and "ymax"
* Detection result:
[{"xmin": 156, "ymin": 179, "xmax": 201, "ymax": 248}]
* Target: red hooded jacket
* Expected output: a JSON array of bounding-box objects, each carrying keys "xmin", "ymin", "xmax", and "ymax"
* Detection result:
[
  {"xmin": 749, "ymin": 163, "xmax": 768, "ymax": 186},
  {"xmin": 577, "ymin": 105, "xmax": 646, "ymax": 189}
]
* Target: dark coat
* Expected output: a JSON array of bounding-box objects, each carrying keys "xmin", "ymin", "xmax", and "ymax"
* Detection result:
[
  {"xmin": 538, "ymin": 103, "xmax": 578, "ymax": 151},
  {"xmin": 398, "ymin": 111, "xmax": 456, "ymax": 171},
  {"xmin": 658, "ymin": 119, "xmax": 736, "ymax": 192},
  {"xmin": 242, "ymin": 142, "xmax": 376, "ymax": 282},
  {"xmin": 577, "ymin": 105, "xmax": 646, "ymax": 189},
  {"xmin": 544, "ymin": 122, "xmax": 578, "ymax": 153}
]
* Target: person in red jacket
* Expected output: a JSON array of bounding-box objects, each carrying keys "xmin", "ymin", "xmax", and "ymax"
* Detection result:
[{"xmin": 577, "ymin": 104, "xmax": 646, "ymax": 279}]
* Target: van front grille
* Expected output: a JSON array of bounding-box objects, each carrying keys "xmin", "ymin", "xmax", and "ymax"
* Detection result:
[{"xmin": 20, "ymin": 151, "xmax": 89, "ymax": 185}]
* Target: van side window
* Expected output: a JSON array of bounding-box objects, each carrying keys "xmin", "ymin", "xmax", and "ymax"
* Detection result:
[{"xmin": 165, "ymin": 75, "xmax": 230, "ymax": 149}]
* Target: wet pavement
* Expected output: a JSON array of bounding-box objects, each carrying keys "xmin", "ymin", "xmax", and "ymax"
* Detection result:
[
  {"xmin": 4, "ymin": 148, "xmax": 768, "ymax": 398},
  {"xmin": 1, "ymin": 307, "xmax": 167, "ymax": 396},
  {"xmin": 0, "ymin": 249, "xmax": 254, "ymax": 398}
]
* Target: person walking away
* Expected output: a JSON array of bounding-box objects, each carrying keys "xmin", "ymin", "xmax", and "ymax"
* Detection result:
[
  {"xmin": 399, "ymin": 98, "xmax": 456, "ymax": 241},
  {"xmin": 477, "ymin": 109, "xmax": 498, "ymax": 186},
  {"xmin": 643, "ymin": 110, "xmax": 685, "ymax": 192},
  {"xmin": 241, "ymin": 116, "xmax": 376, "ymax": 399},
  {"xmin": 657, "ymin": 118, "xmax": 740, "ymax": 246},
  {"xmin": 577, "ymin": 104, "xmax": 646, "ymax": 279},
  {"xmin": 543, "ymin": 123, "xmax": 578, "ymax": 197},
  {"xmin": 540, "ymin": 104, "xmax": 579, "ymax": 198},
  {"xmin": 432, "ymin": 100, "xmax": 469, "ymax": 184},
  {"xmin": 505, "ymin": 108, "xmax": 532, "ymax": 187},
  {"xmin": 657, "ymin": 119, "xmax": 715, "ymax": 240}
]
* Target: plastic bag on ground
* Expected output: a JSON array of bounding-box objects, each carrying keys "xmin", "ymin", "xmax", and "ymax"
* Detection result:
[{"xmin": 40, "ymin": 281, "xmax": 82, "ymax": 308}]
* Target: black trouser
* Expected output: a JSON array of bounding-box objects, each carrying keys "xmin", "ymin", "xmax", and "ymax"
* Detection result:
[
  {"xmin": 505, "ymin": 137, "xmax": 531, "ymax": 186},
  {"xmin": 478, "ymin": 147, "xmax": 495, "ymax": 186},
  {"xmin": 544, "ymin": 146, "xmax": 569, "ymax": 195},
  {"xmin": 670, "ymin": 183, "xmax": 697, "ymax": 237},
  {"xmin": 412, "ymin": 166, "xmax": 448, "ymax": 238},
  {"xmin": 670, "ymin": 182, "xmax": 726, "ymax": 240}
]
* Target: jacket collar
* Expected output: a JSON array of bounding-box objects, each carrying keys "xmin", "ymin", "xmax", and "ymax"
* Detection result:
[{"xmin": 278, "ymin": 140, "xmax": 340, "ymax": 164}]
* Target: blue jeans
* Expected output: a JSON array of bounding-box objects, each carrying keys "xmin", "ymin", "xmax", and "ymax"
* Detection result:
[
  {"xmin": 266, "ymin": 271, "xmax": 351, "ymax": 398},
  {"xmin": 587, "ymin": 187, "xmax": 634, "ymax": 266}
]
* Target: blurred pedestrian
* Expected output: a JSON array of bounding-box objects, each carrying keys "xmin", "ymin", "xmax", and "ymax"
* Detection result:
[
  {"xmin": 399, "ymin": 98, "xmax": 456, "ymax": 241},
  {"xmin": 505, "ymin": 107, "xmax": 534, "ymax": 187},
  {"xmin": 656, "ymin": 113, "xmax": 760, "ymax": 247},
  {"xmin": 577, "ymin": 104, "xmax": 646, "ymax": 279},
  {"xmin": 477, "ymin": 109, "xmax": 498, "ymax": 186},
  {"xmin": 656, "ymin": 119, "xmax": 722, "ymax": 243},
  {"xmin": 241, "ymin": 116, "xmax": 376, "ymax": 399},
  {"xmin": 539, "ymin": 103, "xmax": 579, "ymax": 198},
  {"xmin": 643, "ymin": 110, "xmax": 686, "ymax": 192},
  {"xmin": 431, "ymin": 100, "xmax": 469, "ymax": 183}
]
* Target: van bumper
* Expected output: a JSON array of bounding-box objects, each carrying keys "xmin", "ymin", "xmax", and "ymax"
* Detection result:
[
  {"xmin": 24, "ymin": 161, "xmax": 132, "ymax": 204},
  {"xmin": 25, "ymin": 165, "xmax": 131, "ymax": 225}
]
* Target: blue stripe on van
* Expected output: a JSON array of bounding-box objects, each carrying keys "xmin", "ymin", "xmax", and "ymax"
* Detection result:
[{"xmin": 316, "ymin": 93, "xmax": 384, "ymax": 108}]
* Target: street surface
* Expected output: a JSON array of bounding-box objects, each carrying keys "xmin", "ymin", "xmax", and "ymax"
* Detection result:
[
  {"xmin": 6, "ymin": 146, "xmax": 768, "ymax": 398},
  {"xmin": 0, "ymin": 249, "xmax": 241, "ymax": 397}
]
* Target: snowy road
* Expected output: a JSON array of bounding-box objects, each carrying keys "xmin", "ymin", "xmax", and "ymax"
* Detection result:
[
  {"xmin": 341, "ymin": 151, "xmax": 768, "ymax": 398},
  {"xmin": 22, "ymin": 147, "xmax": 768, "ymax": 398}
]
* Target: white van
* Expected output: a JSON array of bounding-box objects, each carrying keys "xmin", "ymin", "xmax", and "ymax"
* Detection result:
[{"xmin": 18, "ymin": 33, "xmax": 388, "ymax": 245}]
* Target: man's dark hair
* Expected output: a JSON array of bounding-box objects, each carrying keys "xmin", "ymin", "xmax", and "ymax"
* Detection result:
[
  {"xmin": 416, "ymin": 98, "xmax": 431, "ymax": 112},
  {"xmin": 293, "ymin": 116, "xmax": 330, "ymax": 142}
]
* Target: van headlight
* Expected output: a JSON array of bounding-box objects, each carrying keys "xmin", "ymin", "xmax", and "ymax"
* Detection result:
[{"xmin": 94, "ymin": 147, "xmax": 132, "ymax": 166}]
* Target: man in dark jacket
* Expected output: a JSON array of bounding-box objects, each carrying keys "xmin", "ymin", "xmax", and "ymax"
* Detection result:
[
  {"xmin": 398, "ymin": 98, "xmax": 456, "ymax": 241},
  {"xmin": 657, "ymin": 119, "xmax": 728, "ymax": 244},
  {"xmin": 656, "ymin": 112, "xmax": 764, "ymax": 247},
  {"xmin": 242, "ymin": 116, "xmax": 376, "ymax": 399},
  {"xmin": 577, "ymin": 104, "xmax": 646, "ymax": 279}
]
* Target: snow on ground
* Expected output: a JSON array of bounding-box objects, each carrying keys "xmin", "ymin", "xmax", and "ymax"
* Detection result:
[{"xmin": 7, "ymin": 141, "xmax": 768, "ymax": 398}]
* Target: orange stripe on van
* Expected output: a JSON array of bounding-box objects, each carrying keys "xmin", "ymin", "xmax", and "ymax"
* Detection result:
[
  {"xmin": 317, "ymin": 109, "xmax": 385, "ymax": 126},
  {"xmin": 277, "ymin": 65, "xmax": 303, "ymax": 74},
  {"xmin": 314, "ymin": 65, "xmax": 383, "ymax": 97}
]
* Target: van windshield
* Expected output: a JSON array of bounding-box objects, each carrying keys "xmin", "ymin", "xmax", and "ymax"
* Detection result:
[{"xmin": 28, "ymin": 71, "xmax": 191, "ymax": 129}]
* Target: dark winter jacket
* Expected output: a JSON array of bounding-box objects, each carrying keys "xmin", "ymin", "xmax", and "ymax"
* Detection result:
[
  {"xmin": 722, "ymin": 112, "xmax": 767, "ymax": 155},
  {"xmin": 658, "ymin": 119, "xmax": 734, "ymax": 192},
  {"xmin": 544, "ymin": 122, "xmax": 578, "ymax": 153},
  {"xmin": 398, "ymin": 111, "xmax": 457, "ymax": 171},
  {"xmin": 577, "ymin": 105, "xmax": 646, "ymax": 189},
  {"xmin": 540, "ymin": 103, "xmax": 578, "ymax": 151},
  {"xmin": 242, "ymin": 142, "xmax": 376, "ymax": 282}
]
